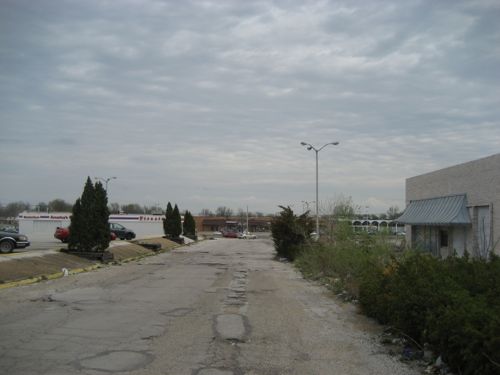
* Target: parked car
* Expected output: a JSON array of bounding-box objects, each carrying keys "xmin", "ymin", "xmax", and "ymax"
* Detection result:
[
  {"xmin": 222, "ymin": 230, "xmax": 239, "ymax": 238},
  {"xmin": 109, "ymin": 223, "xmax": 136, "ymax": 240},
  {"xmin": 54, "ymin": 227, "xmax": 117, "ymax": 243},
  {"xmin": 54, "ymin": 227, "xmax": 70, "ymax": 242},
  {"xmin": 238, "ymin": 231, "xmax": 257, "ymax": 239},
  {"xmin": 0, "ymin": 229, "xmax": 30, "ymax": 253}
]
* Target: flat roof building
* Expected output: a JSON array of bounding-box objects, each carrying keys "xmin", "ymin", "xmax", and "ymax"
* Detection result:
[{"xmin": 397, "ymin": 153, "xmax": 500, "ymax": 258}]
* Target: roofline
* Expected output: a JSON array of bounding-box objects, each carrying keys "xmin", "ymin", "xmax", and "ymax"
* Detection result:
[
  {"xmin": 408, "ymin": 193, "xmax": 467, "ymax": 203},
  {"xmin": 407, "ymin": 153, "xmax": 500, "ymax": 181}
]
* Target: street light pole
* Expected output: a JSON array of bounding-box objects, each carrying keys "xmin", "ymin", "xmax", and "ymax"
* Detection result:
[
  {"xmin": 94, "ymin": 176, "xmax": 117, "ymax": 193},
  {"xmin": 301, "ymin": 200, "xmax": 315, "ymax": 213},
  {"xmin": 300, "ymin": 141, "xmax": 339, "ymax": 238}
]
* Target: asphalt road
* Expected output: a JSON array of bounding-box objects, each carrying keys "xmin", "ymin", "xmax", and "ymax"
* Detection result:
[{"xmin": 0, "ymin": 237, "xmax": 419, "ymax": 375}]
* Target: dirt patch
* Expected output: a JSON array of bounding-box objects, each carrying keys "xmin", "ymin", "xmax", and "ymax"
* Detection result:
[
  {"xmin": 0, "ymin": 253, "xmax": 96, "ymax": 283},
  {"xmin": 110, "ymin": 237, "xmax": 179, "ymax": 262},
  {"xmin": 109, "ymin": 243, "xmax": 156, "ymax": 262},
  {"xmin": 0, "ymin": 237, "xmax": 179, "ymax": 285}
]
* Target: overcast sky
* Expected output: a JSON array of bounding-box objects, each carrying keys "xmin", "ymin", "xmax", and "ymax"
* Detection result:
[{"xmin": 1, "ymin": 0, "xmax": 499, "ymax": 215}]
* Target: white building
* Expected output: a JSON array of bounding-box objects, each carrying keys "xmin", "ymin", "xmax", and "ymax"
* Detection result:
[
  {"xmin": 396, "ymin": 153, "xmax": 500, "ymax": 258},
  {"xmin": 17, "ymin": 212, "xmax": 166, "ymax": 241}
]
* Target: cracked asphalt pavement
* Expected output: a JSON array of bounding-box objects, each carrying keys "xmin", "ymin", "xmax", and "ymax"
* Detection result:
[{"xmin": 0, "ymin": 236, "xmax": 420, "ymax": 375}]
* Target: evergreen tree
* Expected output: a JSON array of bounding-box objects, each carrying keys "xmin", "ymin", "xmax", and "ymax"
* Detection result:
[
  {"xmin": 271, "ymin": 206, "xmax": 313, "ymax": 261},
  {"xmin": 164, "ymin": 202, "xmax": 173, "ymax": 236},
  {"xmin": 78, "ymin": 177, "xmax": 96, "ymax": 250},
  {"xmin": 68, "ymin": 177, "xmax": 110, "ymax": 252},
  {"xmin": 183, "ymin": 210, "xmax": 196, "ymax": 237},
  {"xmin": 94, "ymin": 181, "xmax": 110, "ymax": 251},
  {"xmin": 68, "ymin": 198, "xmax": 82, "ymax": 250},
  {"xmin": 172, "ymin": 204, "xmax": 182, "ymax": 237}
]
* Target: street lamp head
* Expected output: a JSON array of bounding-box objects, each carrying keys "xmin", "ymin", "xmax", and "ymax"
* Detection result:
[
  {"xmin": 300, "ymin": 142, "xmax": 307, "ymax": 146},
  {"xmin": 307, "ymin": 146, "xmax": 312, "ymax": 150},
  {"xmin": 331, "ymin": 142, "xmax": 339, "ymax": 146}
]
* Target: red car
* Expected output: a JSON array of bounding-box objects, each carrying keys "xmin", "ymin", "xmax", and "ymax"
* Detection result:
[
  {"xmin": 54, "ymin": 227, "xmax": 117, "ymax": 243},
  {"xmin": 221, "ymin": 230, "xmax": 239, "ymax": 238}
]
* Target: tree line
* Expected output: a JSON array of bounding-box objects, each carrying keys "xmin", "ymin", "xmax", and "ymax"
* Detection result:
[{"xmin": 0, "ymin": 200, "xmax": 73, "ymax": 217}]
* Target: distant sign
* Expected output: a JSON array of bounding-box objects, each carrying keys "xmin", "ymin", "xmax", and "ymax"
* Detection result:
[{"xmin": 17, "ymin": 213, "xmax": 71, "ymax": 220}]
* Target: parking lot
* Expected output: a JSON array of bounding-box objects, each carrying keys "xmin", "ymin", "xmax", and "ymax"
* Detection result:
[
  {"xmin": 0, "ymin": 240, "xmax": 64, "ymax": 262},
  {"xmin": 0, "ymin": 239, "xmax": 129, "ymax": 260}
]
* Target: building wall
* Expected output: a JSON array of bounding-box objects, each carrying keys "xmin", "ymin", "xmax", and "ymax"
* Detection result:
[
  {"xmin": 18, "ymin": 213, "xmax": 71, "ymax": 241},
  {"xmin": 405, "ymin": 153, "xmax": 500, "ymax": 256},
  {"xmin": 193, "ymin": 216, "xmax": 272, "ymax": 233},
  {"xmin": 18, "ymin": 212, "xmax": 165, "ymax": 241}
]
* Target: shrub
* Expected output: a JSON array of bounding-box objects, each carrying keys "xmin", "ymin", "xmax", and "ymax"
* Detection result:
[
  {"xmin": 357, "ymin": 251, "xmax": 500, "ymax": 375},
  {"xmin": 426, "ymin": 291, "xmax": 500, "ymax": 375},
  {"xmin": 292, "ymin": 215, "xmax": 500, "ymax": 373},
  {"xmin": 443, "ymin": 254, "xmax": 500, "ymax": 306},
  {"xmin": 183, "ymin": 210, "xmax": 196, "ymax": 239},
  {"xmin": 271, "ymin": 206, "xmax": 313, "ymax": 261},
  {"xmin": 382, "ymin": 252, "xmax": 455, "ymax": 343},
  {"xmin": 358, "ymin": 260, "xmax": 393, "ymax": 323},
  {"xmin": 296, "ymin": 225, "xmax": 394, "ymax": 297}
]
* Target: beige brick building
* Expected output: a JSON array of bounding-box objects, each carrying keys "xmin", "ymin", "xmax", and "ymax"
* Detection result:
[{"xmin": 397, "ymin": 153, "xmax": 500, "ymax": 258}]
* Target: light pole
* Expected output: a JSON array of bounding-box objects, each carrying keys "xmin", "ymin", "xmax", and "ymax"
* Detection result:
[
  {"xmin": 94, "ymin": 176, "xmax": 117, "ymax": 193},
  {"xmin": 300, "ymin": 141, "xmax": 339, "ymax": 238},
  {"xmin": 301, "ymin": 200, "xmax": 315, "ymax": 213}
]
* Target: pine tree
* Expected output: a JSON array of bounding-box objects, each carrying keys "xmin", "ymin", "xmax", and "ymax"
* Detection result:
[
  {"xmin": 183, "ymin": 210, "xmax": 196, "ymax": 237},
  {"xmin": 78, "ymin": 177, "xmax": 96, "ymax": 250},
  {"xmin": 172, "ymin": 204, "xmax": 182, "ymax": 237},
  {"xmin": 94, "ymin": 181, "xmax": 110, "ymax": 251},
  {"xmin": 69, "ymin": 177, "xmax": 111, "ymax": 252},
  {"xmin": 68, "ymin": 198, "xmax": 82, "ymax": 250},
  {"xmin": 164, "ymin": 202, "xmax": 173, "ymax": 237}
]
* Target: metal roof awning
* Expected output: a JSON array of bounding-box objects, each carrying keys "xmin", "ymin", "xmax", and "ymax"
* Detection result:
[{"xmin": 396, "ymin": 194, "xmax": 471, "ymax": 226}]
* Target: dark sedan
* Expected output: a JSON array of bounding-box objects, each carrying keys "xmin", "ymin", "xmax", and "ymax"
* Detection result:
[
  {"xmin": 109, "ymin": 223, "xmax": 136, "ymax": 240},
  {"xmin": 0, "ymin": 228, "xmax": 30, "ymax": 253}
]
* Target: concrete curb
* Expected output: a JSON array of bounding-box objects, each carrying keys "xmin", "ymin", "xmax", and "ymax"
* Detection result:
[{"xmin": 0, "ymin": 264, "xmax": 102, "ymax": 290}]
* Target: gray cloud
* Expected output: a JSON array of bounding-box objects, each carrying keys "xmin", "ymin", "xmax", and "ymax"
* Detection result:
[{"xmin": 1, "ymin": 0, "xmax": 499, "ymax": 214}]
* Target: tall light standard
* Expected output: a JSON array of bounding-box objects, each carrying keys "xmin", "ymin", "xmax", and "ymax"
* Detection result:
[
  {"xmin": 300, "ymin": 141, "xmax": 339, "ymax": 238},
  {"xmin": 94, "ymin": 176, "xmax": 117, "ymax": 193},
  {"xmin": 301, "ymin": 200, "xmax": 315, "ymax": 213}
]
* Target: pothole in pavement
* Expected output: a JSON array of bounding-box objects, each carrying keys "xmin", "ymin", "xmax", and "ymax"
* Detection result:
[
  {"xmin": 77, "ymin": 350, "xmax": 153, "ymax": 372},
  {"xmin": 214, "ymin": 314, "xmax": 250, "ymax": 343},
  {"xmin": 223, "ymin": 269, "xmax": 248, "ymax": 309},
  {"xmin": 30, "ymin": 294, "xmax": 59, "ymax": 303}
]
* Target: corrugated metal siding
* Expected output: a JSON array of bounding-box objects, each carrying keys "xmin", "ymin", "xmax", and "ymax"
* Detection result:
[{"xmin": 396, "ymin": 194, "xmax": 471, "ymax": 225}]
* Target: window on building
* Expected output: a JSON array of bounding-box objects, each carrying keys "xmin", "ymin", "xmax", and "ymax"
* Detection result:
[{"xmin": 440, "ymin": 230, "xmax": 448, "ymax": 247}]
